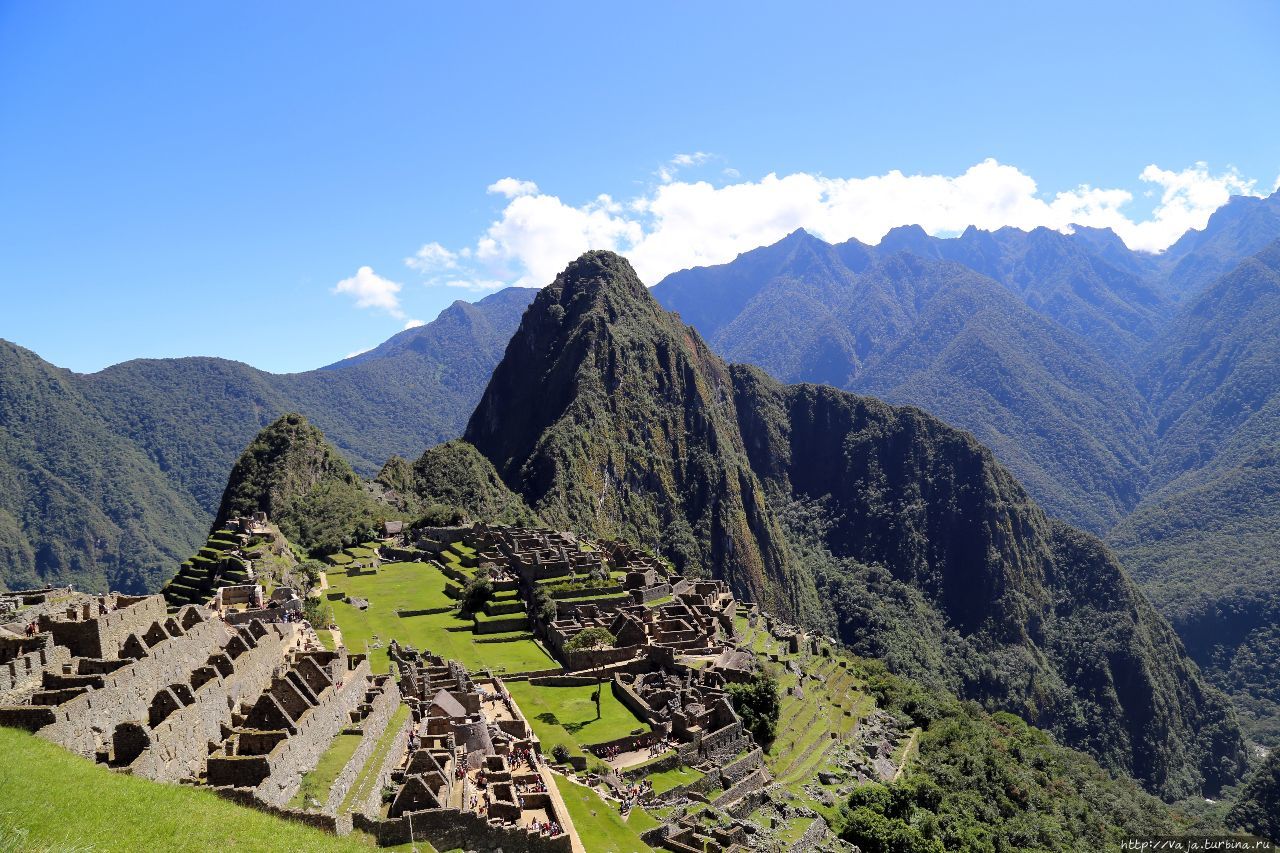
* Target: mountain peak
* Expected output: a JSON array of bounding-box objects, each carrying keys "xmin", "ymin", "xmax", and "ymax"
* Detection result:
[{"xmin": 546, "ymin": 250, "xmax": 650, "ymax": 306}]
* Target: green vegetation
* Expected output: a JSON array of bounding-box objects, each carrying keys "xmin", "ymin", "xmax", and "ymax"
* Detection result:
[
  {"xmin": 642, "ymin": 763, "xmax": 702, "ymax": 795},
  {"xmin": 552, "ymin": 775, "xmax": 653, "ymax": 853},
  {"xmin": 505, "ymin": 680, "xmax": 649, "ymax": 758},
  {"xmin": 1111, "ymin": 241, "xmax": 1280, "ymax": 747},
  {"xmin": 405, "ymin": 440, "xmax": 539, "ymax": 526},
  {"xmin": 341, "ymin": 704, "xmax": 411, "ymax": 815},
  {"xmin": 563, "ymin": 626, "xmax": 616, "ymax": 652},
  {"xmin": 323, "ymin": 560, "xmax": 552, "ymax": 674},
  {"xmin": 836, "ymin": 659, "xmax": 1183, "ymax": 852},
  {"xmin": 1227, "ymin": 752, "xmax": 1280, "ymax": 842},
  {"xmin": 0, "ymin": 340, "xmax": 207, "ymax": 593},
  {"xmin": 725, "ymin": 672, "xmax": 781, "ymax": 745},
  {"xmin": 459, "ymin": 569, "xmax": 494, "ymax": 613},
  {"xmin": 214, "ymin": 414, "xmax": 401, "ymax": 556},
  {"xmin": 0, "ymin": 725, "xmax": 377, "ymax": 851},
  {"xmin": 290, "ymin": 732, "xmax": 363, "ymax": 809}
]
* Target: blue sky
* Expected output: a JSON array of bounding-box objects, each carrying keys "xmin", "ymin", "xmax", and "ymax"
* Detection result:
[{"xmin": 2, "ymin": 1, "xmax": 1278, "ymax": 373}]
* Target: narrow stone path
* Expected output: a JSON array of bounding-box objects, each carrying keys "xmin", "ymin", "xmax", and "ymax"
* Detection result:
[{"xmin": 891, "ymin": 729, "xmax": 919, "ymax": 783}]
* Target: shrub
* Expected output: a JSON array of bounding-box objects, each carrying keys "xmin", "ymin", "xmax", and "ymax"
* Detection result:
[
  {"xmin": 564, "ymin": 627, "xmax": 617, "ymax": 652},
  {"xmin": 551, "ymin": 744, "xmax": 570, "ymax": 764},
  {"xmin": 461, "ymin": 570, "xmax": 494, "ymax": 614},
  {"xmin": 726, "ymin": 672, "xmax": 781, "ymax": 746}
]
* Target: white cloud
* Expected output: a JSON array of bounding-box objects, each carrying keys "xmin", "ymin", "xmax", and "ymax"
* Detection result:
[
  {"xmin": 487, "ymin": 177, "xmax": 539, "ymax": 198},
  {"xmin": 657, "ymin": 151, "xmax": 714, "ymax": 183},
  {"xmin": 405, "ymin": 160, "xmax": 1269, "ymax": 290},
  {"xmin": 344, "ymin": 346, "xmax": 372, "ymax": 360},
  {"xmin": 402, "ymin": 319, "xmax": 424, "ymax": 330},
  {"xmin": 405, "ymin": 241, "xmax": 458, "ymax": 273},
  {"xmin": 332, "ymin": 266, "xmax": 405, "ymax": 318}
]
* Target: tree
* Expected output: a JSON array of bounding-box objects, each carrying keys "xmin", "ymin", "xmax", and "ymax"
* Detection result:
[
  {"xmin": 726, "ymin": 672, "xmax": 781, "ymax": 746},
  {"xmin": 564, "ymin": 628, "xmax": 617, "ymax": 719},
  {"xmin": 461, "ymin": 570, "xmax": 493, "ymax": 614}
]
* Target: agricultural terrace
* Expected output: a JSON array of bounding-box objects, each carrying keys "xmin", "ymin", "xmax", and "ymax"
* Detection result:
[{"xmin": 321, "ymin": 559, "xmax": 554, "ymax": 675}]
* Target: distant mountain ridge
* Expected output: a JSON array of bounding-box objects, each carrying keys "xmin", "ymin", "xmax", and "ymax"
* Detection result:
[
  {"xmin": 653, "ymin": 226, "xmax": 1160, "ymax": 532},
  {"xmin": 0, "ymin": 287, "xmax": 533, "ymax": 593},
  {"xmin": 650, "ymin": 197, "xmax": 1280, "ymax": 747}
]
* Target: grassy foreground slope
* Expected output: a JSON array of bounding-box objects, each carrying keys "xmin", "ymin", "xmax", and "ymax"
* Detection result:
[{"xmin": 0, "ymin": 726, "xmax": 375, "ymax": 852}]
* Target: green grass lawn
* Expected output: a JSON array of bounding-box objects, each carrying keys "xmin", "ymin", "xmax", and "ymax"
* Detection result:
[
  {"xmin": 552, "ymin": 775, "xmax": 654, "ymax": 853},
  {"xmin": 505, "ymin": 681, "xmax": 649, "ymax": 759},
  {"xmin": 324, "ymin": 562, "xmax": 554, "ymax": 674},
  {"xmin": 642, "ymin": 763, "xmax": 702, "ymax": 795},
  {"xmin": 290, "ymin": 732, "xmax": 363, "ymax": 809},
  {"xmin": 0, "ymin": 726, "xmax": 378, "ymax": 852}
]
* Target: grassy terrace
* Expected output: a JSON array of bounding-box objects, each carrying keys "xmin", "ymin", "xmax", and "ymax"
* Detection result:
[
  {"xmin": 505, "ymin": 681, "xmax": 649, "ymax": 759},
  {"xmin": 324, "ymin": 561, "xmax": 554, "ymax": 674},
  {"xmin": 553, "ymin": 775, "xmax": 655, "ymax": 853},
  {"xmin": 290, "ymin": 732, "xmax": 362, "ymax": 809},
  {"xmin": 0, "ymin": 726, "xmax": 379, "ymax": 852},
  {"xmin": 341, "ymin": 704, "xmax": 411, "ymax": 816},
  {"xmin": 643, "ymin": 763, "xmax": 702, "ymax": 795}
]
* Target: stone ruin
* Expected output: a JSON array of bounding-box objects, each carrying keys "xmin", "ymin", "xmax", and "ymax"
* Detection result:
[
  {"xmin": 0, "ymin": 589, "xmax": 408, "ymax": 843},
  {"xmin": 356, "ymin": 641, "xmax": 573, "ymax": 851}
]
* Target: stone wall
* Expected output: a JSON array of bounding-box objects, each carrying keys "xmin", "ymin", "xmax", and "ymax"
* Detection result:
[
  {"xmin": 214, "ymin": 786, "xmax": 354, "ymax": 836},
  {"xmin": 325, "ymin": 680, "xmax": 403, "ymax": 814},
  {"xmin": 36, "ymin": 615, "xmax": 230, "ymax": 758},
  {"xmin": 361, "ymin": 807, "xmax": 571, "ymax": 853},
  {"xmin": 0, "ymin": 640, "xmax": 70, "ymax": 697},
  {"xmin": 130, "ymin": 623, "xmax": 300, "ymax": 782},
  {"xmin": 562, "ymin": 644, "xmax": 640, "ymax": 672},
  {"xmin": 253, "ymin": 657, "xmax": 373, "ymax": 807},
  {"xmin": 41, "ymin": 596, "xmax": 167, "ymax": 659},
  {"xmin": 349, "ymin": 703, "xmax": 412, "ymax": 817}
]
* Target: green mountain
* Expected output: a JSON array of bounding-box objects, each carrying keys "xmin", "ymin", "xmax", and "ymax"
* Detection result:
[
  {"xmin": 213, "ymin": 413, "xmax": 397, "ymax": 554},
  {"xmin": 651, "ymin": 210, "xmax": 1280, "ymax": 748},
  {"xmin": 1227, "ymin": 751, "xmax": 1280, "ymax": 842},
  {"xmin": 467, "ymin": 250, "xmax": 1247, "ymax": 799},
  {"xmin": 653, "ymin": 230, "xmax": 1154, "ymax": 533},
  {"xmin": 1161, "ymin": 191, "xmax": 1280, "ymax": 302},
  {"xmin": 0, "ymin": 287, "xmax": 531, "ymax": 593},
  {"xmin": 1111, "ymin": 240, "xmax": 1280, "ymax": 745},
  {"xmin": 0, "ymin": 340, "xmax": 207, "ymax": 593},
  {"xmin": 375, "ymin": 439, "xmax": 539, "ymax": 527},
  {"xmin": 465, "ymin": 250, "xmax": 817, "ymax": 618}
]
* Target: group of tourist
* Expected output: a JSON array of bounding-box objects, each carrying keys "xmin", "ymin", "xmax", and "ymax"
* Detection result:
[
  {"xmin": 646, "ymin": 736, "xmax": 672, "ymax": 757},
  {"xmin": 22, "ymin": 620, "xmax": 38, "ymax": 638},
  {"xmin": 598, "ymin": 735, "xmax": 665, "ymax": 762},
  {"xmin": 526, "ymin": 818, "xmax": 562, "ymax": 837},
  {"xmin": 516, "ymin": 776, "xmax": 547, "ymax": 794},
  {"xmin": 597, "ymin": 743, "xmax": 628, "ymax": 761},
  {"xmin": 511, "ymin": 744, "xmax": 540, "ymax": 770},
  {"xmin": 616, "ymin": 779, "xmax": 652, "ymax": 815}
]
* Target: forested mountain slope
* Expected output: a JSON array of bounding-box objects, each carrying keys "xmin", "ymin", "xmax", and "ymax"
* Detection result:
[
  {"xmin": 466, "ymin": 250, "xmax": 1248, "ymax": 799},
  {"xmin": 654, "ymin": 230, "xmax": 1155, "ymax": 532},
  {"xmin": 1111, "ymin": 240, "xmax": 1280, "ymax": 745},
  {"xmin": 0, "ymin": 287, "xmax": 531, "ymax": 593},
  {"xmin": 651, "ymin": 205, "xmax": 1280, "ymax": 748},
  {"xmin": 0, "ymin": 341, "xmax": 207, "ymax": 593}
]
